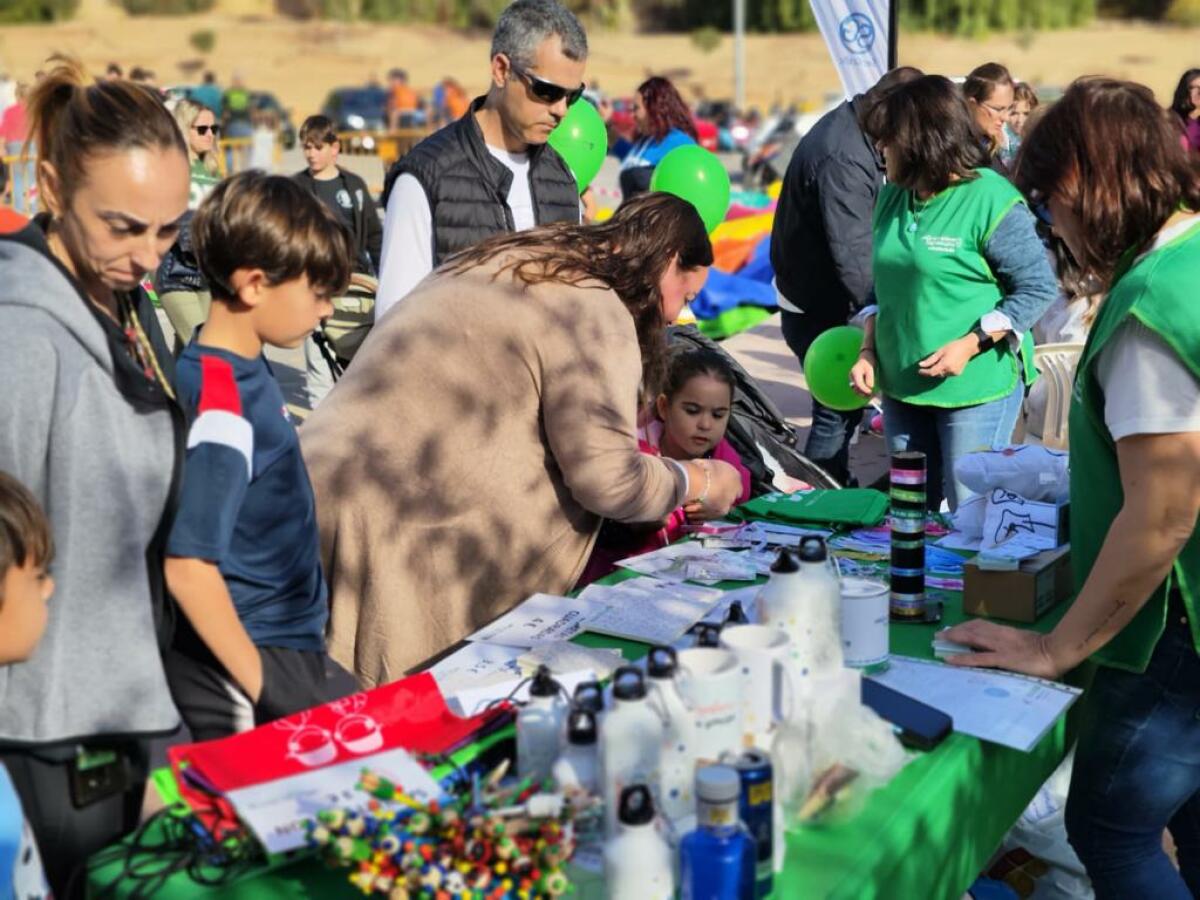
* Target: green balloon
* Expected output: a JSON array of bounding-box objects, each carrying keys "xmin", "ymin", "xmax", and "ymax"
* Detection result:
[
  {"xmin": 547, "ymin": 100, "xmax": 607, "ymax": 194},
  {"xmin": 803, "ymin": 325, "xmax": 870, "ymax": 412},
  {"xmin": 649, "ymin": 144, "xmax": 731, "ymax": 233}
]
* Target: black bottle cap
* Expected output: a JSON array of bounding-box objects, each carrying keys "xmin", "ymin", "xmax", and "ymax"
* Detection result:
[
  {"xmin": 566, "ymin": 709, "xmax": 597, "ymax": 745},
  {"xmin": 771, "ymin": 548, "xmax": 800, "ymax": 573},
  {"xmin": 572, "ymin": 680, "xmax": 604, "ymax": 713},
  {"xmin": 611, "ymin": 666, "xmax": 647, "ymax": 701},
  {"xmin": 617, "ymin": 784, "xmax": 656, "ymax": 826},
  {"xmin": 528, "ymin": 665, "xmax": 560, "ymax": 698},
  {"xmin": 725, "ymin": 600, "xmax": 749, "ymax": 624},
  {"xmin": 646, "ymin": 645, "xmax": 678, "ymax": 678},
  {"xmin": 797, "ymin": 536, "xmax": 828, "ymax": 563},
  {"xmin": 696, "ymin": 623, "xmax": 723, "ymax": 647}
]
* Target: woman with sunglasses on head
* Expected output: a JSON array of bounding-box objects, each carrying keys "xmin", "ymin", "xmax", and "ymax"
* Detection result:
[
  {"xmin": 600, "ymin": 76, "xmax": 697, "ymax": 201},
  {"xmin": 155, "ymin": 98, "xmax": 220, "ymax": 350},
  {"xmin": 963, "ymin": 62, "xmax": 1018, "ymax": 174},
  {"xmin": 374, "ymin": 0, "xmax": 588, "ymax": 321},
  {"xmin": 943, "ymin": 78, "xmax": 1200, "ymax": 900},
  {"xmin": 0, "ymin": 57, "xmax": 189, "ymax": 894},
  {"xmin": 848, "ymin": 75, "xmax": 1056, "ymax": 512}
]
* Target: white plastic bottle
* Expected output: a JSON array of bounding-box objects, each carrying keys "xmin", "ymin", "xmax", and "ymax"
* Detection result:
[
  {"xmin": 644, "ymin": 645, "xmax": 697, "ymax": 824},
  {"xmin": 516, "ymin": 666, "xmax": 568, "ymax": 783},
  {"xmin": 760, "ymin": 538, "xmax": 843, "ymax": 676},
  {"xmin": 552, "ymin": 708, "xmax": 599, "ymax": 795},
  {"xmin": 604, "ymin": 784, "xmax": 675, "ymax": 900},
  {"xmin": 599, "ymin": 666, "xmax": 664, "ymax": 836}
]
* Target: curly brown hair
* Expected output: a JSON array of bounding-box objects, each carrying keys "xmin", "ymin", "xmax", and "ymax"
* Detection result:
[
  {"xmin": 637, "ymin": 76, "xmax": 698, "ymax": 143},
  {"xmin": 441, "ymin": 192, "xmax": 713, "ymax": 393}
]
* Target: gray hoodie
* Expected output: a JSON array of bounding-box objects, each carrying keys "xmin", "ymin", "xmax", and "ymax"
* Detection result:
[{"xmin": 0, "ymin": 223, "xmax": 183, "ymax": 746}]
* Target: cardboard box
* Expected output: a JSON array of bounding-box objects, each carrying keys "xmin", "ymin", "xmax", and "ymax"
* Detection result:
[{"xmin": 963, "ymin": 544, "xmax": 1073, "ymax": 623}]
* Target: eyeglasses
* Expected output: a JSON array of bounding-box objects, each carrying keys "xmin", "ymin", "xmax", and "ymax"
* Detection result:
[
  {"xmin": 192, "ymin": 124, "xmax": 221, "ymax": 136},
  {"xmin": 981, "ymin": 101, "xmax": 1013, "ymax": 118},
  {"xmin": 509, "ymin": 62, "xmax": 584, "ymax": 107}
]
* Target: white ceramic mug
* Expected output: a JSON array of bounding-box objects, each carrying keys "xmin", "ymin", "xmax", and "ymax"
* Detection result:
[
  {"xmin": 676, "ymin": 647, "xmax": 744, "ymax": 762},
  {"xmin": 720, "ymin": 624, "xmax": 799, "ymax": 743}
]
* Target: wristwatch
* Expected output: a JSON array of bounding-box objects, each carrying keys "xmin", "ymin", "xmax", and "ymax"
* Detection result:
[{"xmin": 971, "ymin": 326, "xmax": 996, "ymax": 353}]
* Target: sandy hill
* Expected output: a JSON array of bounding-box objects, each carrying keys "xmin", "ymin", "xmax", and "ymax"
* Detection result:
[{"xmin": 0, "ymin": 7, "xmax": 1196, "ymax": 116}]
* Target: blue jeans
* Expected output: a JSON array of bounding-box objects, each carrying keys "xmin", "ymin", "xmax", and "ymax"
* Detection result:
[
  {"xmin": 780, "ymin": 310, "xmax": 863, "ymax": 486},
  {"xmin": 1065, "ymin": 605, "xmax": 1200, "ymax": 899},
  {"xmin": 881, "ymin": 380, "xmax": 1023, "ymax": 511}
]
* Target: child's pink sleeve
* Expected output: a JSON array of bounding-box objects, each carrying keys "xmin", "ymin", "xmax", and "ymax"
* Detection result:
[{"xmin": 713, "ymin": 438, "xmax": 753, "ymax": 504}]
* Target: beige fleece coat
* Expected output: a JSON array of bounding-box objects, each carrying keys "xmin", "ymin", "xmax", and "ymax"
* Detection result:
[{"xmin": 300, "ymin": 256, "xmax": 685, "ymax": 687}]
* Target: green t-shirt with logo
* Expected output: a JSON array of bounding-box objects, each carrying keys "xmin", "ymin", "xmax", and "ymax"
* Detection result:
[
  {"xmin": 873, "ymin": 167, "xmax": 1032, "ymax": 408},
  {"xmin": 189, "ymin": 159, "xmax": 219, "ymax": 211}
]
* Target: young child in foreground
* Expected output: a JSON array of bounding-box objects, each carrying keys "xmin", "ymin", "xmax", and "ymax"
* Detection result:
[
  {"xmin": 580, "ymin": 348, "xmax": 753, "ymax": 584},
  {"xmin": 0, "ymin": 472, "xmax": 56, "ymax": 899},
  {"xmin": 163, "ymin": 171, "xmax": 354, "ymax": 741}
]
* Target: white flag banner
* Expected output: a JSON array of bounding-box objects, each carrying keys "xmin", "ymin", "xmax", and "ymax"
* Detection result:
[{"xmin": 808, "ymin": 0, "xmax": 890, "ymax": 98}]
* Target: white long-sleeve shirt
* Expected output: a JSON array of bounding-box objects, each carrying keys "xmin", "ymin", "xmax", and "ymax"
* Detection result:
[{"xmin": 375, "ymin": 145, "xmax": 536, "ymax": 321}]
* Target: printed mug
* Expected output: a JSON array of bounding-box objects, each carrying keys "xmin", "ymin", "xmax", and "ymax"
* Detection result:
[
  {"xmin": 720, "ymin": 624, "xmax": 800, "ymax": 744},
  {"xmin": 676, "ymin": 647, "xmax": 744, "ymax": 762}
]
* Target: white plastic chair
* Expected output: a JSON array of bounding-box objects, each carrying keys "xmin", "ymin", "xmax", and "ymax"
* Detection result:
[{"xmin": 1018, "ymin": 342, "xmax": 1084, "ymax": 451}]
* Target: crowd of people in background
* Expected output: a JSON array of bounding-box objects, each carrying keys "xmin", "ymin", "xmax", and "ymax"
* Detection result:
[{"xmin": 2, "ymin": 0, "xmax": 1200, "ymax": 896}]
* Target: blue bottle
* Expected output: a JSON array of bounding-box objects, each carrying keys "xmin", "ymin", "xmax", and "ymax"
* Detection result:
[{"xmin": 680, "ymin": 765, "xmax": 757, "ymax": 900}]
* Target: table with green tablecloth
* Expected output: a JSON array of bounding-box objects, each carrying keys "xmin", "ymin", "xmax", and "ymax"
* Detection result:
[{"xmin": 89, "ymin": 550, "xmax": 1081, "ymax": 899}]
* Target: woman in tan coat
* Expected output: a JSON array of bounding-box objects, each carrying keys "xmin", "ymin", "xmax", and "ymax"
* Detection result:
[{"xmin": 301, "ymin": 194, "xmax": 746, "ymax": 686}]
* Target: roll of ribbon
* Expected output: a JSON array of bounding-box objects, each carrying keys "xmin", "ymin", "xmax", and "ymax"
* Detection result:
[{"xmin": 890, "ymin": 452, "xmax": 927, "ymax": 619}]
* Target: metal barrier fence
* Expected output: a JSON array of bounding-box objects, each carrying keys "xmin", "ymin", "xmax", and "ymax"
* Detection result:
[{"xmin": 1, "ymin": 128, "xmax": 429, "ymax": 211}]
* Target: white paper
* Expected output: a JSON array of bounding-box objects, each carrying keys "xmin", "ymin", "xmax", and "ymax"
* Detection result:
[
  {"xmin": 465, "ymin": 593, "xmax": 602, "ymax": 648},
  {"xmin": 936, "ymin": 531, "xmax": 984, "ymax": 552},
  {"xmin": 226, "ymin": 747, "xmax": 443, "ymax": 854},
  {"xmin": 427, "ymin": 641, "xmax": 524, "ymax": 696},
  {"xmin": 517, "ymin": 641, "xmax": 623, "ymax": 679},
  {"xmin": 980, "ymin": 489, "xmax": 1061, "ymax": 554},
  {"xmin": 578, "ymin": 579, "xmax": 723, "ymax": 644},
  {"xmin": 870, "ymin": 655, "xmax": 1081, "ymax": 752},
  {"xmin": 616, "ymin": 543, "xmax": 757, "ymax": 583}
]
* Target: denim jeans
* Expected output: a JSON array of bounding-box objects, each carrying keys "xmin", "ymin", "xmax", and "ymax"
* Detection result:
[
  {"xmin": 1065, "ymin": 604, "xmax": 1200, "ymax": 899},
  {"xmin": 780, "ymin": 310, "xmax": 863, "ymax": 486},
  {"xmin": 881, "ymin": 380, "xmax": 1023, "ymax": 511}
]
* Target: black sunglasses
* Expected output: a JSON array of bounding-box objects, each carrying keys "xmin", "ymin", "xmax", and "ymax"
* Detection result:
[
  {"xmin": 192, "ymin": 124, "xmax": 221, "ymax": 136},
  {"xmin": 510, "ymin": 62, "xmax": 584, "ymax": 107}
]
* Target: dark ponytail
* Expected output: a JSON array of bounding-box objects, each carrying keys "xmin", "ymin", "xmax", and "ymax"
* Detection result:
[{"xmin": 27, "ymin": 56, "xmax": 186, "ymax": 208}]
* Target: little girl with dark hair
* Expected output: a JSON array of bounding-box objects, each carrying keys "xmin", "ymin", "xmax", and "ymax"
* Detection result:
[{"xmin": 579, "ymin": 347, "xmax": 753, "ymax": 584}]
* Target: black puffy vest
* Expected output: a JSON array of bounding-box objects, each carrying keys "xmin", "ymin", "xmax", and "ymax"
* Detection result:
[{"xmin": 382, "ymin": 97, "xmax": 580, "ymax": 266}]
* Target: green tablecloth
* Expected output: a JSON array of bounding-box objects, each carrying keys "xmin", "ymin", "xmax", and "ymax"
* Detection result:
[{"xmin": 90, "ymin": 564, "xmax": 1081, "ymax": 899}]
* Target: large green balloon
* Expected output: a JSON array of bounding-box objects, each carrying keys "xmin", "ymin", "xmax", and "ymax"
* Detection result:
[
  {"xmin": 650, "ymin": 144, "xmax": 731, "ymax": 233},
  {"xmin": 803, "ymin": 325, "xmax": 871, "ymax": 412},
  {"xmin": 547, "ymin": 100, "xmax": 607, "ymax": 194}
]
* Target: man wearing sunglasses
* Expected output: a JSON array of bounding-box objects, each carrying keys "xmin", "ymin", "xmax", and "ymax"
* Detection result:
[{"xmin": 376, "ymin": 0, "xmax": 586, "ymax": 320}]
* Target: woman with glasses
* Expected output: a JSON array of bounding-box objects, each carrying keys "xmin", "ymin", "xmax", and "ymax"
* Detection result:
[
  {"xmin": 1170, "ymin": 67, "xmax": 1200, "ymax": 154},
  {"xmin": 848, "ymin": 75, "xmax": 1056, "ymax": 511},
  {"xmin": 156, "ymin": 98, "xmax": 220, "ymax": 350},
  {"xmin": 963, "ymin": 62, "xmax": 1018, "ymax": 173},
  {"xmin": 944, "ymin": 78, "xmax": 1200, "ymax": 900},
  {"xmin": 601, "ymin": 76, "xmax": 698, "ymax": 201}
]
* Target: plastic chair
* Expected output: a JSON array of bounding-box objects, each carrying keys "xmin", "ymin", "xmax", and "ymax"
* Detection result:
[{"xmin": 1019, "ymin": 342, "xmax": 1084, "ymax": 451}]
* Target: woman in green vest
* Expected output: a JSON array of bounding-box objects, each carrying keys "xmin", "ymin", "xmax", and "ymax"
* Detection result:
[
  {"xmin": 849, "ymin": 75, "xmax": 1056, "ymax": 511},
  {"xmin": 943, "ymin": 79, "xmax": 1200, "ymax": 899}
]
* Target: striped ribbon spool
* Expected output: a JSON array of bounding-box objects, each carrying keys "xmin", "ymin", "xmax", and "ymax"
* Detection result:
[{"xmin": 890, "ymin": 451, "xmax": 927, "ymax": 619}]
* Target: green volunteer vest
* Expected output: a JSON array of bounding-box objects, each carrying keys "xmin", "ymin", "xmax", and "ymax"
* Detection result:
[
  {"xmin": 1069, "ymin": 218, "xmax": 1200, "ymax": 673},
  {"xmin": 874, "ymin": 168, "xmax": 1036, "ymax": 408}
]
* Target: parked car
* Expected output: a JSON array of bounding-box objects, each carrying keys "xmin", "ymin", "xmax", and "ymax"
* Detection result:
[{"xmin": 321, "ymin": 86, "xmax": 389, "ymax": 134}]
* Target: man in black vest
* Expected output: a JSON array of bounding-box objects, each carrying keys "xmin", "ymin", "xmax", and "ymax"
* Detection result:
[
  {"xmin": 770, "ymin": 66, "xmax": 921, "ymax": 486},
  {"xmin": 375, "ymin": 0, "xmax": 586, "ymax": 319}
]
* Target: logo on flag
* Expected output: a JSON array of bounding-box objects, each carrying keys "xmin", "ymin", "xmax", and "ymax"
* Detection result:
[{"xmin": 839, "ymin": 12, "xmax": 876, "ymax": 54}]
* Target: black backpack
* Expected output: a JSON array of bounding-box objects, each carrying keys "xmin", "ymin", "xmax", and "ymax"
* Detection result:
[{"xmin": 666, "ymin": 325, "xmax": 841, "ymax": 494}]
